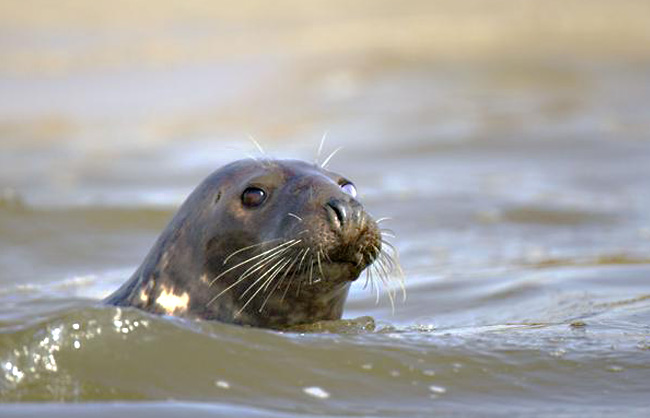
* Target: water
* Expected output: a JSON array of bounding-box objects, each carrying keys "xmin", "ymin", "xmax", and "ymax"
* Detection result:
[{"xmin": 2, "ymin": 1, "xmax": 650, "ymax": 416}]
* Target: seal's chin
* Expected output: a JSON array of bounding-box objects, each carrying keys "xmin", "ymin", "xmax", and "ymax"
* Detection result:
[{"xmin": 318, "ymin": 260, "xmax": 365, "ymax": 282}]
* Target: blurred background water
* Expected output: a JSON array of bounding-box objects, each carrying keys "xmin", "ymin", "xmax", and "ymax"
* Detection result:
[{"xmin": 1, "ymin": 1, "xmax": 650, "ymax": 416}]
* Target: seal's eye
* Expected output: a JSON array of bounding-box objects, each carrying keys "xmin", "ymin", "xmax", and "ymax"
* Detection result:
[
  {"xmin": 241, "ymin": 187, "xmax": 267, "ymax": 208},
  {"xmin": 340, "ymin": 182, "xmax": 357, "ymax": 198}
]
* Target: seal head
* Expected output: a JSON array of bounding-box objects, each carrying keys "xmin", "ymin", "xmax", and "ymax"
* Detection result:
[{"xmin": 105, "ymin": 159, "xmax": 383, "ymax": 328}]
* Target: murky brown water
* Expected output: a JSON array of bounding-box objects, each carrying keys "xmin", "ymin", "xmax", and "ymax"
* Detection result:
[{"xmin": 2, "ymin": 1, "xmax": 650, "ymax": 416}]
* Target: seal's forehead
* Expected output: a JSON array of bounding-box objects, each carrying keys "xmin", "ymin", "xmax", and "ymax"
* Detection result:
[
  {"xmin": 218, "ymin": 158, "xmax": 342, "ymax": 185},
  {"xmin": 274, "ymin": 159, "xmax": 341, "ymax": 179}
]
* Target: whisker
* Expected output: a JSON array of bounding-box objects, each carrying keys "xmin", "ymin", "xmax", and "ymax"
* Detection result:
[
  {"xmin": 376, "ymin": 255, "xmax": 394, "ymax": 286},
  {"xmin": 233, "ymin": 252, "xmax": 286, "ymax": 286},
  {"xmin": 206, "ymin": 252, "xmax": 285, "ymax": 306},
  {"xmin": 287, "ymin": 212, "xmax": 303, "ymax": 222},
  {"xmin": 380, "ymin": 240, "xmax": 400, "ymax": 259},
  {"xmin": 262, "ymin": 248, "xmax": 302, "ymax": 296},
  {"xmin": 279, "ymin": 248, "xmax": 308, "ymax": 303},
  {"xmin": 317, "ymin": 249, "xmax": 326, "ymax": 281},
  {"xmin": 378, "ymin": 246, "xmax": 406, "ymax": 303},
  {"xmin": 238, "ymin": 258, "xmax": 292, "ymax": 317},
  {"xmin": 210, "ymin": 240, "xmax": 300, "ymax": 286},
  {"xmin": 281, "ymin": 264, "xmax": 300, "ymax": 302},
  {"xmin": 296, "ymin": 276, "xmax": 303, "ymax": 297},
  {"xmin": 375, "ymin": 260, "xmax": 396, "ymax": 314},
  {"xmin": 374, "ymin": 253, "xmax": 391, "ymax": 283},
  {"xmin": 253, "ymin": 256, "xmax": 292, "ymax": 298},
  {"xmin": 294, "ymin": 249, "xmax": 312, "ymax": 297},
  {"xmin": 381, "ymin": 240, "xmax": 406, "ymax": 302},
  {"xmin": 301, "ymin": 254, "xmax": 314, "ymax": 292},
  {"xmin": 239, "ymin": 257, "xmax": 288, "ymax": 300},
  {"xmin": 248, "ymin": 134, "xmax": 266, "ymax": 156},
  {"xmin": 376, "ymin": 217, "xmax": 393, "ymax": 224},
  {"xmin": 372, "ymin": 265, "xmax": 380, "ymax": 304},
  {"xmin": 297, "ymin": 247, "xmax": 310, "ymax": 275},
  {"xmin": 321, "ymin": 146, "xmax": 344, "ymax": 169},
  {"xmin": 378, "ymin": 250, "xmax": 396, "ymax": 272},
  {"xmin": 282, "ymin": 273, "xmax": 297, "ymax": 303},
  {"xmin": 394, "ymin": 264, "xmax": 407, "ymax": 303},
  {"xmin": 261, "ymin": 249, "xmax": 303, "ymax": 311},
  {"xmin": 315, "ymin": 130, "xmax": 329, "ymax": 165},
  {"xmin": 207, "ymin": 242, "xmax": 304, "ymax": 306},
  {"xmin": 364, "ymin": 239, "xmax": 407, "ymax": 308},
  {"xmin": 223, "ymin": 238, "xmax": 283, "ymax": 266},
  {"xmin": 364, "ymin": 257, "xmax": 378, "ymax": 304}
]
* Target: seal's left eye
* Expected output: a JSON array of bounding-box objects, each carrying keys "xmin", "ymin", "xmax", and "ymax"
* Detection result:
[
  {"xmin": 340, "ymin": 182, "xmax": 357, "ymax": 198},
  {"xmin": 241, "ymin": 187, "xmax": 267, "ymax": 207}
]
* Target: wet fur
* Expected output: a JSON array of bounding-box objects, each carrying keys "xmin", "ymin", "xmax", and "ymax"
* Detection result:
[{"xmin": 106, "ymin": 159, "xmax": 400, "ymax": 329}]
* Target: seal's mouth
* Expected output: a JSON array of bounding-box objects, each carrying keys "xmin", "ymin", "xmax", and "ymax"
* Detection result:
[{"xmin": 324, "ymin": 228, "xmax": 382, "ymax": 269}]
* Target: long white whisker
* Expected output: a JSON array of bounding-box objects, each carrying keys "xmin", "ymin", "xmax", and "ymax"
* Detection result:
[
  {"xmin": 372, "ymin": 265, "xmax": 380, "ymax": 304},
  {"xmin": 315, "ymin": 131, "xmax": 329, "ymax": 164},
  {"xmin": 282, "ymin": 273, "xmax": 297, "ymax": 302},
  {"xmin": 237, "ymin": 249, "xmax": 292, "ymax": 283},
  {"xmin": 321, "ymin": 146, "xmax": 344, "ymax": 169},
  {"xmin": 378, "ymin": 246, "xmax": 406, "ymax": 303},
  {"xmin": 377, "ymin": 268, "xmax": 396, "ymax": 314},
  {"xmin": 380, "ymin": 239, "xmax": 399, "ymax": 256},
  {"xmin": 364, "ymin": 239, "xmax": 405, "ymax": 308},
  {"xmin": 281, "ymin": 248, "xmax": 307, "ymax": 302},
  {"xmin": 223, "ymin": 238, "xmax": 283, "ymax": 266},
  {"xmin": 296, "ymin": 276, "xmax": 303, "ymax": 297},
  {"xmin": 379, "ymin": 239, "xmax": 406, "ymax": 302},
  {"xmin": 363, "ymin": 268, "xmax": 371, "ymax": 290},
  {"xmin": 239, "ymin": 257, "xmax": 288, "ymax": 300},
  {"xmin": 297, "ymin": 247, "xmax": 310, "ymax": 274},
  {"xmin": 206, "ymin": 252, "xmax": 285, "ymax": 306},
  {"xmin": 238, "ymin": 258, "xmax": 292, "ymax": 317},
  {"xmin": 378, "ymin": 250, "xmax": 396, "ymax": 272},
  {"xmin": 210, "ymin": 240, "xmax": 300, "ymax": 286},
  {"xmin": 317, "ymin": 250, "xmax": 326, "ymax": 281},
  {"xmin": 261, "ymin": 250, "xmax": 303, "ymax": 311},
  {"xmin": 287, "ymin": 212, "xmax": 303, "ymax": 222},
  {"xmin": 248, "ymin": 134, "xmax": 266, "ymax": 156}
]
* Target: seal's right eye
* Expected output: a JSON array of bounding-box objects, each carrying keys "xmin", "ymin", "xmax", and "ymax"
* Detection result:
[
  {"xmin": 340, "ymin": 182, "xmax": 357, "ymax": 198},
  {"xmin": 241, "ymin": 187, "xmax": 267, "ymax": 208}
]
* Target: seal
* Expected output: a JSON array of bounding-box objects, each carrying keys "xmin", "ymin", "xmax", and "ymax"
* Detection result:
[{"xmin": 105, "ymin": 158, "xmax": 398, "ymax": 328}]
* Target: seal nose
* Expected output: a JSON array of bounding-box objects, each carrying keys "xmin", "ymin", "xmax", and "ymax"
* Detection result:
[{"xmin": 326, "ymin": 198, "xmax": 362, "ymax": 232}]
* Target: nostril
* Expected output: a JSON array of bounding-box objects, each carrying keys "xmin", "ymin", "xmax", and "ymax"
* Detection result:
[{"xmin": 326, "ymin": 199, "xmax": 347, "ymax": 229}]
